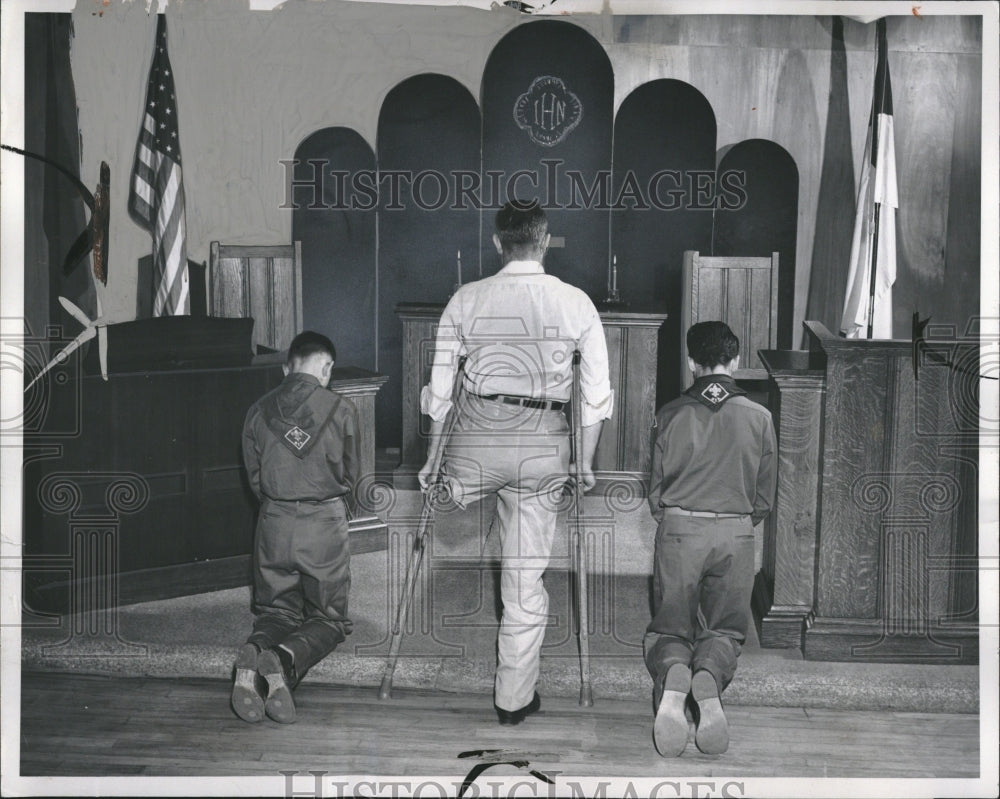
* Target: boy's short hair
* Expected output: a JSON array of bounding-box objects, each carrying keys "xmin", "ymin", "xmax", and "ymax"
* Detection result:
[
  {"xmin": 287, "ymin": 331, "xmax": 336, "ymax": 365},
  {"xmin": 687, "ymin": 321, "xmax": 740, "ymax": 368},
  {"xmin": 495, "ymin": 199, "xmax": 548, "ymax": 255}
]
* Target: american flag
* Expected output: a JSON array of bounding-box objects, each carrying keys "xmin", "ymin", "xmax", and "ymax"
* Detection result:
[{"xmin": 129, "ymin": 15, "xmax": 189, "ymax": 316}]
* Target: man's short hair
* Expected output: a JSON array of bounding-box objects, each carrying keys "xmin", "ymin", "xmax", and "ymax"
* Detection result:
[
  {"xmin": 495, "ymin": 199, "xmax": 548, "ymax": 256},
  {"xmin": 287, "ymin": 330, "xmax": 336, "ymax": 365},
  {"xmin": 687, "ymin": 321, "xmax": 740, "ymax": 368}
]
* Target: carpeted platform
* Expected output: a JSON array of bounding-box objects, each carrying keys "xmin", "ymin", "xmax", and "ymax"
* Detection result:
[{"xmin": 20, "ymin": 488, "xmax": 979, "ymax": 714}]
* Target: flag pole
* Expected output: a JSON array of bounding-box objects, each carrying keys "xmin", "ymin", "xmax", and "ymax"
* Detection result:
[
  {"xmin": 865, "ymin": 18, "xmax": 888, "ymax": 340},
  {"xmin": 866, "ymin": 203, "xmax": 881, "ymax": 339}
]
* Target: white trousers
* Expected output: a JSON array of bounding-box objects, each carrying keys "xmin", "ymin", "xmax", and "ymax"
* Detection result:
[{"xmin": 440, "ymin": 394, "xmax": 570, "ymax": 711}]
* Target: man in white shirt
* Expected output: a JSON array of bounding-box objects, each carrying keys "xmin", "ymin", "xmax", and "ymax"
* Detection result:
[{"xmin": 419, "ymin": 200, "xmax": 614, "ymax": 724}]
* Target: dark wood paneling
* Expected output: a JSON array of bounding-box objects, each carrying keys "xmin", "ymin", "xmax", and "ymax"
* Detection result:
[{"xmin": 23, "ymin": 365, "xmax": 388, "ymax": 611}]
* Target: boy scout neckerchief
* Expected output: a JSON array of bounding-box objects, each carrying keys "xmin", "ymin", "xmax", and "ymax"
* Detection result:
[
  {"xmin": 685, "ymin": 373, "xmax": 746, "ymax": 412},
  {"xmin": 261, "ymin": 373, "xmax": 341, "ymax": 458}
]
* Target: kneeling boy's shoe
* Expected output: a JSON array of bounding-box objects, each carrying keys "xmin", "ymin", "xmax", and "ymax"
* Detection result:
[
  {"xmin": 258, "ymin": 648, "xmax": 297, "ymax": 724},
  {"xmin": 653, "ymin": 663, "xmax": 691, "ymax": 757},
  {"xmin": 495, "ymin": 692, "xmax": 541, "ymax": 726},
  {"xmin": 691, "ymin": 670, "xmax": 729, "ymax": 754},
  {"xmin": 231, "ymin": 643, "xmax": 267, "ymax": 723}
]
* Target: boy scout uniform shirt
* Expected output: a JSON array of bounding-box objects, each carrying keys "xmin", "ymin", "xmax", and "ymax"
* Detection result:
[
  {"xmin": 242, "ymin": 372, "xmax": 361, "ymax": 503},
  {"xmin": 648, "ymin": 374, "xmax": 776, "ymax": 525}
]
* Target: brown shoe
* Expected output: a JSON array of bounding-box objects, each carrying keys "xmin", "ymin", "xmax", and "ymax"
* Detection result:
[
  {"xmin": 653, "ymin": 663, "xmax": 691, "ymax": 757},
  {"xmin": 231, "ymin": 644, "xmax": 266, "ymax": 723},
  {"xmin": 691, "ymin": 670, "xmax": 729, "ymax": 754}
]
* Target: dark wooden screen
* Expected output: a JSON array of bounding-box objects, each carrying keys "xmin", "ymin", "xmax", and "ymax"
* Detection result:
[
  {"xmin": 292, "ymin": 127, "xmax": 377, "ymax": 371},
  {"xmin": 611, "ymin": 79, "xmax": 716, "ymax": 405},
  {"xmin": 376, "ymin": 74, "xmax": 481, "ymax": 448}
]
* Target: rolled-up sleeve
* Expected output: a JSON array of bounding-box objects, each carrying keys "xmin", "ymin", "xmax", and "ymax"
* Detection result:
[
  {"xmin": 419, "ymin": 300, "xmax": 465, "ymax": 422},
  {"xmin": 577, "ymin": 303, "xmax": 614, "ymax": 427}
]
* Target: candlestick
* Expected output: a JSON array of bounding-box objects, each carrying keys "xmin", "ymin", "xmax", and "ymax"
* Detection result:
[
  {"xmin": 603, "ymin": 253, "xmax": 625, "ymax": 307},
  {"xmin": 457, "ymin": 250, "xmax": 462, "ymax": 287}
]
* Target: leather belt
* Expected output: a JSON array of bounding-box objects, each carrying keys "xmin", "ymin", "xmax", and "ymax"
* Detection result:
[
  {"xmin": 663, "ymin": 507, "xmax": 748, "ymax": 519},
  {"xmin": 476, "ymin": 394, "xmax": 566, "ymax": 412}
]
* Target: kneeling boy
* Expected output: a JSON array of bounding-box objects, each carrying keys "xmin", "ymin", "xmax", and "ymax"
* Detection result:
[
  {"xmin": 231, "ymin": 331, "xmax": 360, "ymax": 723},
  {"xmin": 645, "ymin": 321, "xmax": 776, "ymax": 755}
]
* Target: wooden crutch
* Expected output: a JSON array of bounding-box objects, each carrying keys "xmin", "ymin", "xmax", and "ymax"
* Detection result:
[
  {"xmin": 378, "ymin": 364, "xmax": 462, "ymax": 700},
  {"xmin": 571, "ymin": 350, "xmax": 594, "ymax": 707}
]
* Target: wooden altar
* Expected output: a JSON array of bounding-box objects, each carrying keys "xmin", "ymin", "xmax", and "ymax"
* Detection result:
[
  {"xmin": 393, "ymin": 303, "xmax": 667, "ymax": 493},
  {"xmin": 22, "ymin": 363, "xmax": 388, "ymax": 611},
  {"xmin": 754, "ymin": 322, "xmax": 979, "ymax": 663}
]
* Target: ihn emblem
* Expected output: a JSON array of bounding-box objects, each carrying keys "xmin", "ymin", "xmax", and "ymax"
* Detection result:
[{"xmin": 513, "ymin": 76, "xmax": 583, "ymax": 147}]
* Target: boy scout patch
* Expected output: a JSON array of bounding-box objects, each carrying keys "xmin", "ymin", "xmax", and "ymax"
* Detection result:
[
  {"xmin": 284, "ymin": 426, "xmax": 311, "ymax": 450},
  {"xmin": 685, "ymin": 375, "xmax": 746, "ymax": 411},
  {"xmin": 701, "ymin": 382, "xmax": 731, "ymax": 404}
]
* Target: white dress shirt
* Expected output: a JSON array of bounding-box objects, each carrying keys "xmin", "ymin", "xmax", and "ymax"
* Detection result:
[{"xmin": 420, "ymin": 260, "xmax": 614, "ymax": 427}]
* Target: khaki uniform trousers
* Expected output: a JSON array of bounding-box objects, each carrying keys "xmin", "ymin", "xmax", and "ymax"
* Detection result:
[
  {"xmin": 643, "ymin": 512, "xmax": 755, "ymax": 694},
  {"xmin": 249, "ymin": 496, "xmax": 354, "ymax": 677}
]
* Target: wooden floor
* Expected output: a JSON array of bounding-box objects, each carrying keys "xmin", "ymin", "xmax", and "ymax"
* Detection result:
[{"xmin": 17, "ymin": 672, "xmax": 980, "ymax": 784}]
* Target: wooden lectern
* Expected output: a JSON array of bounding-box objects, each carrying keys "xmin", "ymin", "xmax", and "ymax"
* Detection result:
[{"xmin": 755, "ymin": 322, "xmax": 979, "ymax": 663}]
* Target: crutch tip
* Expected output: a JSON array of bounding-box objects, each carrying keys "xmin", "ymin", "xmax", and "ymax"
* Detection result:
[
  {"xmin": 377, "ymin": 678, "xmax": 393, "ymax": 701},
  {"xmin": 579, "ymin": 685, "xmax": 594, "ymax": 707}
]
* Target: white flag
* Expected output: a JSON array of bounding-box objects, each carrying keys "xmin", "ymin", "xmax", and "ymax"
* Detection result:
[{"xmin": 841, "ymin": 17, "xmax": 897, "ymax": 339}]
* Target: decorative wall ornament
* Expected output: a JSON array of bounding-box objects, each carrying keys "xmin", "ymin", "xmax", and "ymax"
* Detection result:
[{"xmin": 513, "ymin": 76, "xmax": 583, "ymax": 147}]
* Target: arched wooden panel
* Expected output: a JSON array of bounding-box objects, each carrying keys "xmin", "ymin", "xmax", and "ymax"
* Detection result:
[
  {"xmin": 376, "ymin": 74, "xmax": 481, "ymax": 449},
  {"xmin": 482, "ymin": 20, "xmax": 613, "ymax": 299},
  {"xmin": 291, "ymin": 127, "xmax": 377, "ymax": 371},
  {"xmin": 611, "ymin": 79, "xmax": 716, "ymax": 405},
  {"xmin": 714, "ymin": 138, "xmax": 798, "ymax": 350}
]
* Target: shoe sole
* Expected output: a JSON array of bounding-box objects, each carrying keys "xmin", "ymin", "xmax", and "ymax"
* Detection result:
[
  {"xmin": 231, "ymin": 645, "xmax": 264, "ymax": 723},
  {"xmin": 692, "ymin": 670, "xmax": 728, "ymax": 754},
  {"xmin": 258, "ymin": 649, "xmax": 296, "ymax": 724},
  {"xmin": 653, "ymin": 663, "xmax": 691, "ymax": 757}
]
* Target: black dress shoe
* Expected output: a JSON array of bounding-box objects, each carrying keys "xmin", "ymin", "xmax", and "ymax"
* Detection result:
[{"xmin": 495, "ymin": 692, "xmax": 541, "ymax": 725}]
